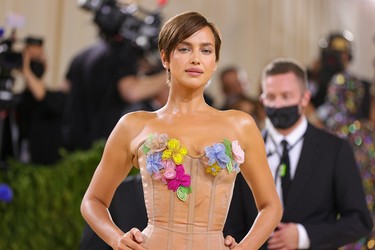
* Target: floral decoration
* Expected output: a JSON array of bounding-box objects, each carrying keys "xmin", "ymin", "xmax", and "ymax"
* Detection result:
[
  {"xmin": 143, "ymin": 134, "xmax": 191, "ymax": 201},
  {"xmin": 167, "ymin": 165, "xmax": 190, "ymax": 191},
  {"xmin": 205, "ymin": 163, "xmax": 221, "ymax": 176},
  {"xmin": 162, "ymin": 138, "xmax": 188, "ymax": 164},
  {"xmin": 142, "ymin": 133, "xmax": 245, "ymax": 201},
  {"xmin": 204, "ymin": 139, "xmax": 244, "ymax": 176}
]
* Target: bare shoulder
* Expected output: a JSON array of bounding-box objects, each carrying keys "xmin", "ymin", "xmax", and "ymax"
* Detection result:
[
  {"xmin": 117, "ymin": 110, "xmax": 156, "ymax": 131},
  {"xmin": 108, "ymin": 110, "xmax": 157, "ymax": 145},
  {"xmin": 221, "ymin": 109, "xmax": 258, "ymax": 129},
  {"xmin": 219, "ymin": 109, "xmax": 262, "ymax": 148}
]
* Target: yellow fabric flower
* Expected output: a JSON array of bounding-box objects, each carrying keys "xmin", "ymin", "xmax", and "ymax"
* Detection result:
[
  {"xmin": 206, "ymin": 163, "xmax": 221, "ymax": 176},
  {"xmin": 162, "ymin": 139, "xmax": 188, "ymax": 165}
]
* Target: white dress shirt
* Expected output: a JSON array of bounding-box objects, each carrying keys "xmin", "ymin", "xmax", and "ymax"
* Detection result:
[{"xmin": 264, "ymin": 117, "xmax": 310, "ymax": 249}]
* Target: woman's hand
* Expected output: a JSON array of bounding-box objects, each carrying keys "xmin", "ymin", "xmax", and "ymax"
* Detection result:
[
  {"xmin": 224, "ymin": 235, "xmax": 239, "ymax": 249},
  {"xmin": 114, "ymin": 228, "xmax": 146, "ymax": 250}
]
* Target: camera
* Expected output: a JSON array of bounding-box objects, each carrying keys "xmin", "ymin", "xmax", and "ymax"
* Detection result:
[
  {"xmin": 0, "ymin": 34, "xmax": 44, "ymax": 109},
  {"xmin": 78, "ymin": 0, "xmax": 163, "ymax": 55},
  {"xmin": 0, "ymin": 34, "xmax": 22, "ymax": 109}
]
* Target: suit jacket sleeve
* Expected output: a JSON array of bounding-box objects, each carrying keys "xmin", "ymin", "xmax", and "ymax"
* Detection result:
[{"xmin": 304, "ymin": 139, "xmax": 373, "ymax": 248}]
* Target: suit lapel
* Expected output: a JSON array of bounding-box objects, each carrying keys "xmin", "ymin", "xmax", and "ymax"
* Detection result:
[{"xmin": 283, "ymin": 124, "xmax": 320, "ymax": 216}]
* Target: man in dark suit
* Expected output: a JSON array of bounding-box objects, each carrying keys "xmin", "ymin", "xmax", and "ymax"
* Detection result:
[{"xmin": 224, "ymin": 58, "xmax": 373, "ymax": 249}]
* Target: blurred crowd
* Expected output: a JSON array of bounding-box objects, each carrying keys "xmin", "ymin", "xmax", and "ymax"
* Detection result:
[{"xmin": 218, "ymin": 31, "xmax": 375, "ymax": 248}]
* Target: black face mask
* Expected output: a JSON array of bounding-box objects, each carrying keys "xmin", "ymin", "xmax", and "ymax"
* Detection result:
[
  {"xmin": 264, "ymin": 105, "xmax": 301, "ymax": 129},
  {"xmin": 30, "ymin": 60, "xmax": 45, "ymax": 78}
]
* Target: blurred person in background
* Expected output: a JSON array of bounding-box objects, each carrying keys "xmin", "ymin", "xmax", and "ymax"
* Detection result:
[
  {"xmin": 62, "ymin": 0, "xmax": 166, "ymax": 152},
  {"xmin": 0, "ymin": 28, "xmax": 19, "ymax": 167},
  {"xmin": 224, "ymin": 58, "xmax": 372, "ymax": 249},
  {"xmin": 316, "ymin": 33, "xmax": 375, "ymax": 249},
  {"xmin": 307, "ymin": 31, "xmax": 372, "ymax": 127},
  {"xmin": 308, "ymin": 31, "xmax": 375, "ymax": 248},
  {"xmin": 16, "ymin": 36, "xmax": 66, "ymax": 165},
  {"xmin": 219, "ymin": 66, "xmax": 265, "ymax": 127},
  {"xmin": 219, "ymin": 65, "xmax": 249, "ymax": 109},
  {"xmin": 65, "ymin": 1, "xmax": 167, "ymax": 249},
  {"xmin": 372, "ymin": 58, "xmax": 375, "ymax": 124},
  {"xmin": 319, "ymin": 71, "xmax": 375, "ymax": 249}
]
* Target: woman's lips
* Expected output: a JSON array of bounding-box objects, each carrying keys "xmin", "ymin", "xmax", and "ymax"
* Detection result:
[{"xmin": 185, "ymin": 68, "xmax": 203, "ymax": 76}]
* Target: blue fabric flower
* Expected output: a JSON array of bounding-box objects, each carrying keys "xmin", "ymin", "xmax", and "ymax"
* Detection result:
[
  {"xmin": 146, "ymin": 152, "xmax": 164, "ymax": 174},
  {"xmin": 205, "ymin": 143, "xmax": 231, "ymax": 169},
  {"xmin": 232, "ymin": 162, "xmax": 240, "ymax": 173}
]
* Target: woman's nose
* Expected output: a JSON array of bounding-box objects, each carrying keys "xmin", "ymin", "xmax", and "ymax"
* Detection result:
[{"xmin": 190, "ymin": 51, "xmax": 201, "ymax": 65}]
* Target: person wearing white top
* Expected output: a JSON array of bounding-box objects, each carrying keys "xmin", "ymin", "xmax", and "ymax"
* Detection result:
[{"xmin": 224, "ymin": 57, "xmax": 372, "ymax": 249}]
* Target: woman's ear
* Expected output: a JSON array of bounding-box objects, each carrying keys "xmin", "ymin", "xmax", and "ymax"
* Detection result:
[{"xmin": 160, "ymin": 51, "xmax": 169, "ymax": 69}]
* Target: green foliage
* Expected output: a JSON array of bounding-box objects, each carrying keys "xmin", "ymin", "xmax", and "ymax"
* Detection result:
[{"xmin": 0, "ymin": 141, "xmax": 140, "ymax": 249}]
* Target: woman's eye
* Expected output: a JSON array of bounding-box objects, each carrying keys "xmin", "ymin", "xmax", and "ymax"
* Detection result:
[
  {"xmin": 202, "ymin": 49, "xmax": 212, "ymax": 54},
  {"xmin": 178, "ymin": 47, "xmax": 190, "ymax": 53}
]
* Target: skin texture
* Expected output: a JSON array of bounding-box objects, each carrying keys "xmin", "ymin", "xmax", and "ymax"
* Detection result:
[{"xmin": 81, "ymin": 23, "xmax": 282, "ymax": 250}]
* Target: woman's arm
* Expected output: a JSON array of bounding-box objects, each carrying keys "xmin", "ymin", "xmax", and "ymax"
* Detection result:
[
  {"xmin": 80, "ymin": 113, "xmax": 145, "ymax": 249},
  {"xmin": 234, "ymin": 113, "xmax": 282, "ymax": 249}
]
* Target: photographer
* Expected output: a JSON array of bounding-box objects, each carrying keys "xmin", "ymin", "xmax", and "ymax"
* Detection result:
[
  {"xmin": 62, "ymin": 0, "xmax": 166, "ymax": 151},
  {"xmin": 16, "ymin": 36, "xmax": 66, "ymax": 165},
  {"xmin": 0, "ymin": 29, "xmax": 19, "ymax": 165},
  {"xmin": 62, "ymin": 1, "xmax": 168, "ymax": 249}
]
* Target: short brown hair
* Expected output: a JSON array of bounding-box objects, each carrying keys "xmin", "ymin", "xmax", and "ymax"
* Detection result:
[
  {"xmin": 261, "ymin": 58, "xmax": 308, "ymax": 90},
  {"xmin": 158, "ymin": 11, "xmax": 221, "ymax": 62}
]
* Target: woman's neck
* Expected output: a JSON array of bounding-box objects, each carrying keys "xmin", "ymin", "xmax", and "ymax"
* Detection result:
[{"xmin": 162, "ymin": 85, "xmax": 209, "ymax": 115}]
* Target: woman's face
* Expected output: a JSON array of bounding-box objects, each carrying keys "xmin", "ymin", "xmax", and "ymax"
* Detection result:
[{"xmin": 162, "ymin": 26, "xmax": 218, "ymax": 89}]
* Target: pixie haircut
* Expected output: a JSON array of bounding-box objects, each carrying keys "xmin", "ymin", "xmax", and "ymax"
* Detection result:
[
  {"xmin": 158, "ymin": 11, "xmax": 222, "ymax": 62},
  {"xmin": 261, "ymin": 58, "xmax": 308, "ymax": 91}
]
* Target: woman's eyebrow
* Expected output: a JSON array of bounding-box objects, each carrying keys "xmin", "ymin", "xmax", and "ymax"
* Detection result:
[{"xmin": 179, "ymin": 41, "xmax": 214, "ymax": 47}]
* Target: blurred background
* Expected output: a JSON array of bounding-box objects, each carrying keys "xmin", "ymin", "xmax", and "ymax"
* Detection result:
[
  {"xmin": 0, "ymin": 0, "xmax": 375, "ymax": 249},
  {"xmin": 1, "ymin": 0, "xmax": 374, "ymax": 105}
]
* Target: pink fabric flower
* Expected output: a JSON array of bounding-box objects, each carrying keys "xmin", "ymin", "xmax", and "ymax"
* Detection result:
[
  {"xmin": 162, "ymin": 160, "xmax": 176, "ymax": 170},
  {"xmin": 164, "ymin": 168, "xmax": 176, "ymax": 179},
  {"xmin": 167, "ymin": 165, "xmax": 191, "ymax": 192},
  {"xmin": 232, "ymin": 140, "xmax": 245, "ymax": 164},
  {"xmin": 162, "ymin": 160, "xmax": 176, "ymax": 179},
  {"xmin": 152, "ymin": 172, "xmax": 167, "ymax": 184}
]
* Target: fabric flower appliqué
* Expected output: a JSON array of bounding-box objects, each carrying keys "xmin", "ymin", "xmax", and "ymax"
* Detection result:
[
  {"xmin": 143, "ymin": 134, "xmax": 191, "ymax": 201},
  {"xmin": 204, "ymin": 139, "xmax": 245, "ymax": 176},
  {"xmin": 143, "ymin": 134, "xmax": 245, "ymax": 200},
  {"xmin": 162, "ymin": 138, "xmax": 188, "ymax": 164}
]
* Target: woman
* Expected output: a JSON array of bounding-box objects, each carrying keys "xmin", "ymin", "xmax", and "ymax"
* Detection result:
[{"xmin": 81, "ymin": 11, "xmax": 282, "ymax": 250}]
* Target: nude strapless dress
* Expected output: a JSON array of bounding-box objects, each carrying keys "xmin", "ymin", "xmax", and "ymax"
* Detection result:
[{"xmin": 137, "ymin": 134, "xmax": 243, "ymax": 250}]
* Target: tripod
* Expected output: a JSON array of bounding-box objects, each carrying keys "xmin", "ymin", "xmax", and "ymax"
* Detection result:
[{"xmin": 0, "ymin": 107, "xmax": 19, "ymax": 170}]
